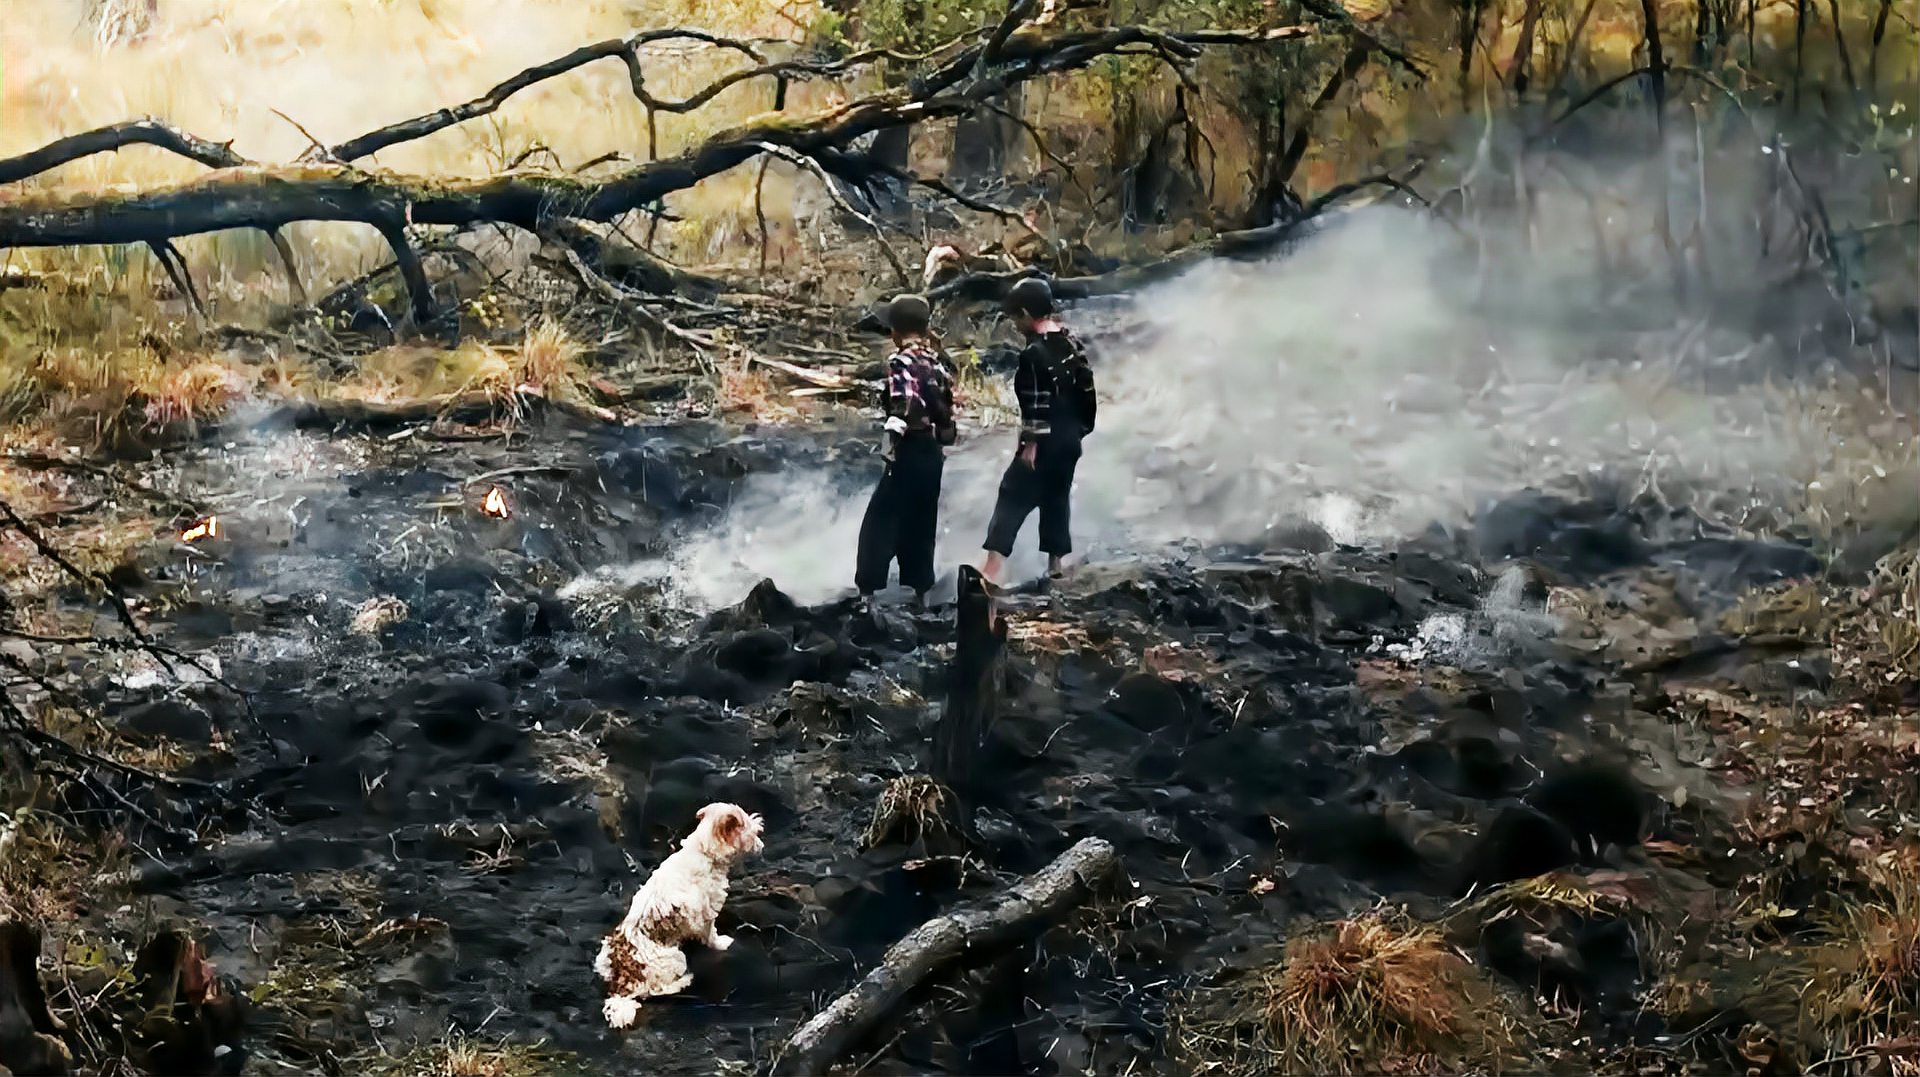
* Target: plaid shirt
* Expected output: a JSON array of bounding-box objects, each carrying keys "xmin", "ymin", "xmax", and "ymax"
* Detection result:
[
  {"xmin": 883, "ymin": 339, "xmax": 956, "ymax": 436},
  {"xmin": 1014, "ymin": 327, "xmax": 1096, "ymax": 444}
]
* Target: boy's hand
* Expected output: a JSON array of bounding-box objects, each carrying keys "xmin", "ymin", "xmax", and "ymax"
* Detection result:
[{"xmin": 1018, "ymin": 441, "xmax": 1038, "ymax": 467}]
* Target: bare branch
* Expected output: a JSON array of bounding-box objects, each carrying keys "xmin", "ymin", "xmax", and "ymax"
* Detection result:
[
  {"xmin": 981, "ymin": 0, "xmax": 1040, "ymax": 71},
  {"xmin": 552, "ymin": 245, "xmax": 717, "ymax": 348},
  {"xmin": 0, "ymin": 118, "xmax": 243, "ymax": 185},
  {"xmin": 324, "ymin": 30, "xmax": 765, "ymax": 163},
  {"xmin": 1277, "ymin": 39, "xmax": 1371, "ymax": 186}
]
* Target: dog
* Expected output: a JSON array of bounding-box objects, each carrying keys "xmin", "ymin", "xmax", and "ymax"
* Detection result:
[{"xmin": 594, "ymin": 802, "xmax": 765, "ymax": 1028}]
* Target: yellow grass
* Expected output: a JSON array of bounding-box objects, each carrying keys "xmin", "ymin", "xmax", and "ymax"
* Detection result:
[
  {"xmin": 1174, "ymin": 910, "xmax": 1527, "ymax": 1075},
  {"xmin": 1802, "ymin": 856, "xmax": 1920, "ymax": 1062}
]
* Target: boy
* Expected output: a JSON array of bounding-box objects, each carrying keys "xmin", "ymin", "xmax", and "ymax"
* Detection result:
[
  {"xmin": 855, "ymin": 293, "xmax": 957, "ymax": 606},
  {"xmin": 980, "ymin": 277, "xmax": 1096, "ymax": 585}
]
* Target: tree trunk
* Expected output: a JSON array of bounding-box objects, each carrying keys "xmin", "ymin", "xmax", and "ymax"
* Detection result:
[
  {"xmin": 769, "ymin": 836, "xmax": 1120, "ymax": 1077},
  {"xmin": 1638, "ymin": 0, "xmax": 1685, "ymax": 298},
  {"xmin": 1456, "ymin": 0, "xmax": 1485, "ymax": 105},
  {"xmin": 1511, "ymin": 0, "xmax": 1545, "ymax": 94},
  {"xmin": 948, "ymin": 84, "xmax": 1024, "ymax": 189}
]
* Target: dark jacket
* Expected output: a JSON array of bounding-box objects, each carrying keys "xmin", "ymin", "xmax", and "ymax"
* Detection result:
[{"xmin": 1013, "ymin": 327, "xmax": 1097, "ymax": 446}]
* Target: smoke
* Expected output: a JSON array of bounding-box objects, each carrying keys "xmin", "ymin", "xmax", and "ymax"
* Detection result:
[
  {"xmin": 1387, "ymin": 566, "xmax": 1562, "ymax": 668},
  {"xmin": 627, "ymin": 182, "xmax": 1910, "ymax": 612}
]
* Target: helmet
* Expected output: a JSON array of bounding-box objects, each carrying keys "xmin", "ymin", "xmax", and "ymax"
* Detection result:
[
  {"xmin": 880, "ymin": 292, "xmax": 932, "ymax": 334},
  {"xmin": 1004, "ymin": 277, "xmax": 1056, "ymax": 319}
]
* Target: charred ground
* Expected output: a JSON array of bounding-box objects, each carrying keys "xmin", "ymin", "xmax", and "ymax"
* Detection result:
[{"xmin": 3, "ymin": 397, "xmax": 1915, "ymax": 1074}]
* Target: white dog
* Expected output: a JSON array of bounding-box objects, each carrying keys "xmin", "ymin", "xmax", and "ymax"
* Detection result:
[{"xmin": 594, "ymin": 802, "xmax": 765, "ymax": 1028}]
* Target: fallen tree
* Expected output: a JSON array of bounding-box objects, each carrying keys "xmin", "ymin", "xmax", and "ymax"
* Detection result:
[
  {"xmin": 0, "ymin": 16, "xmax": 1321, "ymax": 326},
  {"xmin": 768, "ymin": 835, "xmax": 1120, "ymax": 1076}
]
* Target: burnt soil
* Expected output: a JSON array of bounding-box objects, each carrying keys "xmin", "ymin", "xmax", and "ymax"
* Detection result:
[{"xmin": 24, "ymin": 409, "xmax": 1879, "ymax": 1075}]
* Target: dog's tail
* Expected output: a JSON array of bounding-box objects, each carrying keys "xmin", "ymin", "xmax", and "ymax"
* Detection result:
[{"xmin": 603, "ymin": 994, "xmax": 642, "ymax": 1029}]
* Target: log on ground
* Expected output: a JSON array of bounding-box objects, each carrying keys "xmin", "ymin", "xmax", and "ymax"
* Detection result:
[{"xmin": 769, "ymin": 835, "xmax": 1119, "ymax": 1077}]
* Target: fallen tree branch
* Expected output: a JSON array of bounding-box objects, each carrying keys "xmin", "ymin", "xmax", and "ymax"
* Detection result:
[
  {"xmin": 769, "ymin": 836, "xmax": 1119, "ymax": 1077},
  {"xmin": 0, "ymin": 21, "xmax": 1314, "ymax": 249},
  {"xmin": 1, "ymin": 19, "xmax": 1319, "ymax": 333},
  {"xmin": 545, "ymin": 217, "xmax": 723, "ymax": 297},
  {"xmin": 323, "ymin": 29, "xmax": 765, "ymax": 163},
  {"xmin": 0, "ymin": 118, "xmax": 243, "ymax": 185},
  {"xmin": 551, "ymin": 246, "xmax": 719, "ymax": 347}
]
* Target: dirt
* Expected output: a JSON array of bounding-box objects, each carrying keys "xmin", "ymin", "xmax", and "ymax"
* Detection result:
[{"xmin": 6, "ymin": 404, "xmax": 1914, "ymax": 1076}]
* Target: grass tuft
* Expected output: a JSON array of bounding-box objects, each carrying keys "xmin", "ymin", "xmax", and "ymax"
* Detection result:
[
  {"xmin": 1174, "ymin": 910, "xmax": 1527, "ymax": 1076},
  {"xmin": 862, "ymin": 773, "xmax": 953, "ymax": 851},
  {"xmin": 358, "ymin": 1033, "xmax": 577, "ymax": 1077},
  {"xmin": 1802, "ymin": 856, "xmax": 1920, "ymax": 1059}
]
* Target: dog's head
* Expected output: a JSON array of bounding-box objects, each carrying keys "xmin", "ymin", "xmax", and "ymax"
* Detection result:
[{"xmin": 690, "ymin": 802, "xmax": 765, "ymax": 862}]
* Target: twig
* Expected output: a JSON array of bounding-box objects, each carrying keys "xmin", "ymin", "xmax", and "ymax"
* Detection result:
[
  {"xmin": 269, "ymin": 108, "xmax": 333, "ymax": 161},
  {"xmin": 553, "ymin": 247, "xmax": 716, "ymax": 347}
]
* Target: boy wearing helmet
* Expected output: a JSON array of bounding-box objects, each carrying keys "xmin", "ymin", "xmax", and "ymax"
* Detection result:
[{"xmin": 980, "ymin": 277, "xmax": 1097, "ymax": 584}]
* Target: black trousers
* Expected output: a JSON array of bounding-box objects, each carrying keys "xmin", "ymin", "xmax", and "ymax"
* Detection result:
[
  {"xmin": 855, "ymin": 436, "xmax": 944, "ymax": 594},
  {"xmin": 983, "ymin": 438, "xmax": 1081, "ymax": 558}
]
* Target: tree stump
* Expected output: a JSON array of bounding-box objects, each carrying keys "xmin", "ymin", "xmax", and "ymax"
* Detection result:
[{"xmin": 930, "ymin": 565, "xmax": 1007, "ymax": 804}]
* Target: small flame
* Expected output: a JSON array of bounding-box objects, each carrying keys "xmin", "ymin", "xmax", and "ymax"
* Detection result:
[
  {"xmin": 180, "ymin": 516, "xmax": 220, "ymax": 543},
  {"xmin": 482, "ymin": 487, "xmax": 510, "ymax": 518}
]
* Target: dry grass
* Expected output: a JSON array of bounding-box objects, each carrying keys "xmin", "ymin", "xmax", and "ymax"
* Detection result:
[
  {"xmin": 0, "ymin": 806, "xmax": 128, "ymax": 924},
  {"xmin": 1446, "ymin": 870, "xmax": 1650, "ymax": 933},
  {"xmin": 1800, "ymin": 856, "xmax": 1920, "ymax": 1067},
  {"xmin": 716, "ymin": 361, "xmax": 804, "ymax": 423},
  {"xmin": 1174, "ymin": 910, "xmax": 1527, "ymax": 1076},
  {"xmin": 862, "ymin": 774, "xmax": 953, "ymax": 851},
  {"xmin": 359, "ymin": 1033, "xmax": 574, "ymax": 1077}
]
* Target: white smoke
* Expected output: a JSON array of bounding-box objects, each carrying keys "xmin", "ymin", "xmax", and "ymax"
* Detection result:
[{"xmin": 596, "ymin": 194, "xmax": 1908, "ymax": 612}]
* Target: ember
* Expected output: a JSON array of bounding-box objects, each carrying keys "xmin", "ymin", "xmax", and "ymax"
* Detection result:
[
  {"xmin": 179, "ymin": 516, "xmax": 220, "ymax": 543},
  {"xmin": 482, "ymin": 487, "xmax": 510, "ymax": 518}
]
